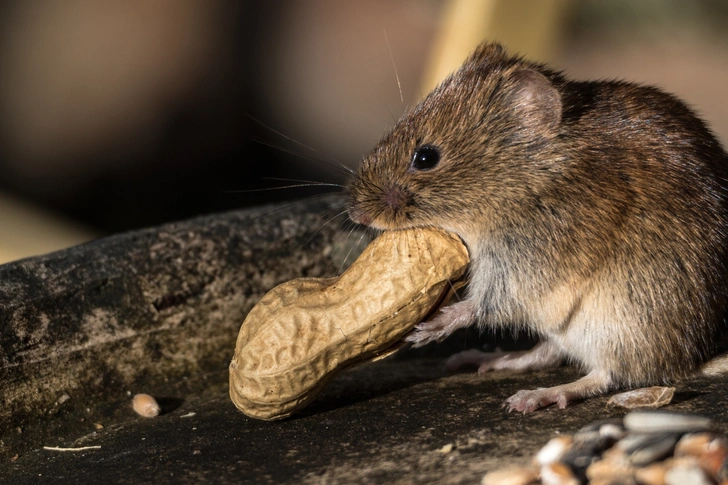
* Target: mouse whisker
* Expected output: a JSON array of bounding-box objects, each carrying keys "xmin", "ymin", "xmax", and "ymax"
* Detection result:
[
  {"xmin": 250, "ymin": 137, "xmax": 354, "ymax": 179},
  {"xmin": 222, "ymin": 183, "xmax": 343, "ymax": 194},
  {"xmin": 383, "ymin": 28, "xmax": 404, "ymax": 108},
  {"xmin": 248, "ymin": 114, "xmax": 355, "ymax": 176},
  {"xmin": 230, "ymin": 193, "xmax": 339, "ymax": 224},
  {"xmin": 262, "ymin": 177, "xmax": 346, "ymax": 189},
  {"xmin": 337, "ymin": 225, "xmax": 369, "ymax": 275},
  {"xmin": 297, "ymin": 209, "xmax": 350, "ymax": 252}
]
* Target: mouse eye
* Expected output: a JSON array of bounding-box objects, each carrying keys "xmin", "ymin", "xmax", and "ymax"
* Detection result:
[{"xmin": 411, "ymin": 145, "xmax": 441, "ymax": 171}]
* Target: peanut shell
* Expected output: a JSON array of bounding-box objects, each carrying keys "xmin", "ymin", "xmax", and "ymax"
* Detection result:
[{"xmin": 229, "ymin": 227, "xmax": 469, "ymax": 420}]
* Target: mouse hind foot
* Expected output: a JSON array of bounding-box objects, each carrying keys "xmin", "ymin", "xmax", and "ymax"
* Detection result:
[
  {"xmin": 445, "ymin": 340, "xmax": 564, "ymax": 374},
  {"xmin": 445, "ymin": 341, "xmax": 611, "ymax": 412},
  {"xmin": 505, "ymin": 371, "xmax": 613, "ymax": 413}
]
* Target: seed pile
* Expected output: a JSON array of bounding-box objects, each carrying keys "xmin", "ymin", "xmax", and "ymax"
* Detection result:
[{"xmin": 482, "ymin": 411, "xmax": 728, "ymax": 485}]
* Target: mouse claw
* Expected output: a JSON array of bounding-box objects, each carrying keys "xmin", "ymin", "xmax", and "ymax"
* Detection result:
[
  {"xmin": 504, "ymin": 390, "xmax": 555, "ymax": 413},
  {"xmin": 405, "ymin": 300, "xmax": 478, "ymax": 348},
  {"xmin": 404, "ymin": 323, "xmax": 441, "ymax": 348}
]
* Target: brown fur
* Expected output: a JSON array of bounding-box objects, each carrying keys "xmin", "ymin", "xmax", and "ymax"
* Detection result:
[{"xmin": 348, "ymin": 43, "xmax": 728, "ymax": 411}]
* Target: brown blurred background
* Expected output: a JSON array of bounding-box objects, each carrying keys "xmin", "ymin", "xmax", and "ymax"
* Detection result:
[{"xmin": 0, "ymin": 0, "xmax": 727, "ymax": 263}]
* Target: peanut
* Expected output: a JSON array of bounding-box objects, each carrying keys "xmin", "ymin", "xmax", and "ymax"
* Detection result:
[{"xmin": 229, "ymin": 228, "xmax": 469, "ymax": 420}]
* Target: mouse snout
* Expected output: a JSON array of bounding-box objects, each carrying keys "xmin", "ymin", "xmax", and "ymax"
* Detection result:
[
  {"xmin": 347, "ymin": 181, "xmax": 413, "ymax": 229},
  {"xmin": 347, "ymin": 206, "xmax": 371, "ymax": 226},
  {"xmin": 382, "ymin": 183, "xmax": 410, "ymax": 215}
]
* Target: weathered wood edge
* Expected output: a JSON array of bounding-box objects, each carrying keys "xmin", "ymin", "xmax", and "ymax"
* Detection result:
[{"xmin": 0, "ymin": 194, "xmax": 357, "ymax": 434}]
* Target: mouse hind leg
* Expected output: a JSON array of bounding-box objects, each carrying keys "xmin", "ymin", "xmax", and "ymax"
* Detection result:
[
  {"xmin": 446, "ymin": 339, "xmax": 612, "ymax": 412},
  {"xmin": 445, "ymin": 339, "xmax": 565, "ymax": 373},
  {"xmin": 505, "ymin": 371, "xmax": 613, "ymax": 413}
]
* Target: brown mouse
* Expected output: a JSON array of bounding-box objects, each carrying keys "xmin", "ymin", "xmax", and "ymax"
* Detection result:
[{"xmin": 347, "ymin": 42, "xmax": 728, "ymax": 412}]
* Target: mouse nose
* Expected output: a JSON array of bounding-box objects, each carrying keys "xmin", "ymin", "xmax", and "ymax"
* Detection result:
[{"xmin": 382, "ymin": 184, "xmax": 409, "ymax": 214}]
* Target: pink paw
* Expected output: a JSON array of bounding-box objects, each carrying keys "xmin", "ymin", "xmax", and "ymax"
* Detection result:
[
  {"xmin": 505, "ymin": 388, "xmax": 570, "ymax": 413},
  {"xmin": 404, "ymin": 301, "xmax": 476, "ymax": 348},
  {"xmin": 404, "ymin": 320, "xmax": 452, "ymax": 348}
]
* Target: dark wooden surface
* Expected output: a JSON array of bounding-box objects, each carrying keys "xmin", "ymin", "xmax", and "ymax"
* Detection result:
[
  {"xmin": 0, "ymin": 194, "xmax": 357, "ymax": 456},
  {"xmin": 2, "ymin": 195, "xmax": 728, "ymax": 484}
]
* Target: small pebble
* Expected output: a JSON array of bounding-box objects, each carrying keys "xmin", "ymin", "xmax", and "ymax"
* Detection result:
[
  {"xmin": 536, "ymin": 436, "xmax": 573, "ymax": 466},
  {"xmin": 627, "ymin": 434, "xmax": 678, "ymax": 467},
  {"xmin": 674, "ymin": 433, "xmax": 713, "ymax": 458},
  {"xmin": 595, "ymin": 445, "xmax": 627, "ymax": 465},
  {"xmin": 623, "ymin": 411, "xmax": 712, "ymax": 435},
  {"xmin": 697, "ymin": 437, "xmax": 728, "ymax": 477},
  {"xmin": 600, "ymin": 423, "xmax": 627, "ymax": 442},
  {"xmin": 586, "ymin": 454, "xmax": 634, "ymax": 483},
  {"xmin": 634, "ymin": 462, "xmax": 667, "ymax": 485},
  {"xmin": 132, "ymin": 393, "xmax": 160, "ymax": 418},
  {"xmin": 541, "ymin": 462, "xmax": 579, "ymax": 485},
  {"xmin": 574, "ymin": 419, "xmax": 626, "ymax": 451},
  {"xmin": 561, "ymin": 442, "xmax": 601, "ymax": 479},
  {"xmin": 665, "ymin": 462, "xmax": 712, "ymax": 485},
  {"xmin": 617, "ymin": 433, "xmax": 663, "ymax": 454},
  {"xmin": 576, "ymin": 418, "xmax": 625, "ymax": 436}
]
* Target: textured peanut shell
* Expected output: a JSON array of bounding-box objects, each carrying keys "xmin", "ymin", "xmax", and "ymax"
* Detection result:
[{"xmin": 228, "ymin": 228, "xmax": 469, "ymax": 420}]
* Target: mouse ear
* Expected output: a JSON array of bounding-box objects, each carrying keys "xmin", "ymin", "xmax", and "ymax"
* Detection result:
[
  {"xmin": 465, "ymin": 43, "xmax": 506, "ymax": 66},
  {"xmin": 508, "ymin": 69, "xmax": 562, "ymax": 138}
]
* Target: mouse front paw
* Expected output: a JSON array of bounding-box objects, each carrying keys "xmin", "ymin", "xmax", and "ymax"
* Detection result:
[
  {"xmin": 404, "ymin": 300, "xmax": 477, "ymax": 348},
  {"xmin": 404, "ymin": 320, "xmax": 451, "ymax": 348}
]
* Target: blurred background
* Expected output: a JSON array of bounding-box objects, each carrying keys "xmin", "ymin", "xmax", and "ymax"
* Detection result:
[{"xmin": 0, "ymin": 0, "xmax": 727, "ymax": 263}]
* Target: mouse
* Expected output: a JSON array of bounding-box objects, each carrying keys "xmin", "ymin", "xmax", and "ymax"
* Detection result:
[{"xmin": 346, "ymin": 42, "xmax": 728, "ymax": 413}]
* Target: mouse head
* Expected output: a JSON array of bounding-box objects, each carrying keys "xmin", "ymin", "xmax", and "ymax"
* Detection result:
[{"xmin": 348, "ymin": 43, "xmax": 564, "ymax": 244}]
